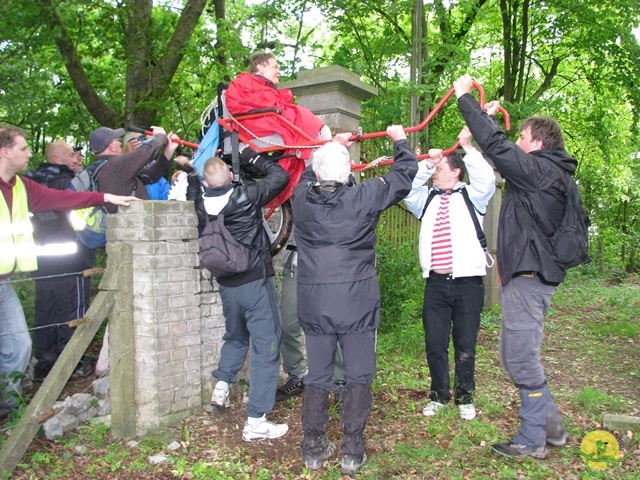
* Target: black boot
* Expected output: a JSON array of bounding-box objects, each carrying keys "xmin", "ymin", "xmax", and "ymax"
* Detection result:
[
  {"xmin": 302, "ymin": 385, "xmax": 335, "ymax": 471},
  {"xmin": 340, "ymin": 383, "xmax": 372, "ymax": 474}
]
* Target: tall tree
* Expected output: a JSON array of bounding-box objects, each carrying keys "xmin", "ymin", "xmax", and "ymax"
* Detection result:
[{"xmin": 35, "ymin": 0, "xmax": 212, "ymax": 127}]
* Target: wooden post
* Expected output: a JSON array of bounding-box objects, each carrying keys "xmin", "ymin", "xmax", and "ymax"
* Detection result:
[
  {"xmin": 100, "ymin": 243, "xmax": 136, "ymax": 438},
  {"xmin": 0, "ymin": 291, "xmax": 115, "ymax": 479}
]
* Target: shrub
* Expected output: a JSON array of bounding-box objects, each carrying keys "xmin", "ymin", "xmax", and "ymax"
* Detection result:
[{"xmin": 377, "ymin": 240, "xmax": 423, "ymax": 333}]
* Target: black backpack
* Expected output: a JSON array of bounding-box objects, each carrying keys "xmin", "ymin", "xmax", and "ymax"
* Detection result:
[
  {"xmin": 200, "ymin": 213, "xmax": 252, "ymax": 278},
  {"xmin": 515, "ymin": 178, "xmax": 590, "ymax": 270}
]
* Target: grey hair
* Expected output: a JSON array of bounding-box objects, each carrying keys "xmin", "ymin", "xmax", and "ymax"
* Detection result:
[{"xmin": 312, "ymin": 142, "xmax": 351, "ymax": 183}]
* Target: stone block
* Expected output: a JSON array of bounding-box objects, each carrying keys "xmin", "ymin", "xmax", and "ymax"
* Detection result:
[
  {"xmin": 135, "ymin": 336, "xmax": 158, "ymax": 352},
  {"xmin": 92, "ymin": 376, "xmax": 110, "ymax": 399},
  {"xmin": 157, "ymin": 336, "xmax": 175, "ymax": 351},
  {"xmin": 166, "ymin": 361, "xmax": 185, "ymax": 376},
  {"xmin": 603, "ymin": 414, "xmax": 640, "ymax": 432},
  {"xmin": 137, "ymin": 389, "xmax": 157, "ymax": 405},
  {"xmin": 171, "ymin": 347, "xmax": 188, "ymax": 362},
  {"xmin": 43, "ymin": 417, "xmax": 64, "ymax": 440},
  {"xmin": 57, "ymin": 412, "xmax": 80, "ymax": 432},
  {"xmin": 149, "ymin": 454, "xmax": 167, "ymax": 465},
  {"xmin": 135, "ymin": 324, "xmax": 157, "ymax": 338},
  {"xmin": 77, "ymin": 406, "xmax": 98, "ymax": 423},
  {"xmin": 168, "ymin": 269, "xmax": 192, "ymax": 283},
  {"xmin": 133, "ymin": 283, "xmax": 156, "ymax": 296},
  {"xmin": 184, "ymin": 359, "xmax": 200, "ymax": 372},
  {"xmin": 133, "ymin": 256, "xmax": 157, "ymax": 270},
  {"xmin": 131, "ymin": 270, "xmax": 155, "ymax": 285},
  {"xmin": 156, "ymin": 324, "xmax": 171, "ymax": 339},
  {"xmin": 134, "ymin": 310, "xmax": 157, "ymax": 325},
  {"xmin": 157, "ymin": 350, "xmax": 171, "ymax": 365},
  {"xmin": 167, "ymin": 321, "xmax": 187, "ymax": 336},
  {"xmin": 133, "ymin": 296, "xmax": 157, "ymax": 312},
  {"xmin": 98, "ymin": 398, "xmax": 111, "ymax": 416},
  {"xmin": 130, "ymin": 243, "xmax": 159, "ymax": 256},
  {"xmin": 168, "ymin": 296, "xmax": 189, "ymax": 310},
  {"xmin": 135, "ymin": 372, "xmax": 158, "ymax": 392},
  {"xmin": 61, "ymin": 393, "xmax": 95, "ymax": 416},
  {"xmin": 175, "ymin": 335, "xmax": 200, "ymax": 348},
  {"xmin": 171, "ymin": 397, "xmax": 188, "ymax": 412}
]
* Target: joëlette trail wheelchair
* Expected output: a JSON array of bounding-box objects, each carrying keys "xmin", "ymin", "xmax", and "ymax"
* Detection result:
[{"xmin": 133, "ymin": 81, "xmax": 509, "ymax": 256}]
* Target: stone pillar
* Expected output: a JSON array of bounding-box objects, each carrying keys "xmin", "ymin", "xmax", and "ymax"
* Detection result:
[
  {"xmin": 279, "ymin": 65, "xmax": 378, "ymax": 160},
  {"xmin": 105, "ymin": 201, "xmax": 226, "ymax": 437}
]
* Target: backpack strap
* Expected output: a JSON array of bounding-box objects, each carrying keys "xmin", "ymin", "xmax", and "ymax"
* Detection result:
[
  {"xmin": 231, "ymin": 130, "xmax": 241, "ymax": 184},
  {"xmin": 419, "ymin": 187, "xmax": 487, "ymax": 252},
  {"xmin": 419, "ymin": 190, "xmax": 438, "ymax": 221},
  {"xmin": 460, "ymin": 188, "xmax": 488, "ymax": 252}
]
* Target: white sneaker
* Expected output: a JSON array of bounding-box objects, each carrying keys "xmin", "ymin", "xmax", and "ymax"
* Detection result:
[
  {"xmin": 458, "ymin": 403, "xmax": 476, "ymax": 420},
  {"xmin": 210, "ymin": 382, "xmax": 230, "ymax": 409},
  {"xmin": 242, "ymin": 415, "xmax": 289, "ymax": 441},
  {"xmin": 422, "ymin": 401, "xmax": 445, "ymax": 417}
]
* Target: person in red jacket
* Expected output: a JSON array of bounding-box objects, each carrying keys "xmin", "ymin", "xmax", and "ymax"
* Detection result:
[
  {"xmin": 0, "ymin": 125, "xmax": 136, "ymax": 418},
  {"xmin": 225, "ymin": 51, "xmax": 331, "ymax": 205}
]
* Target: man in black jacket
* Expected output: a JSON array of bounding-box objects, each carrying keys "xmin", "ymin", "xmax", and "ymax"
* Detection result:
[
  {"xmin": 188, "ymin": 153, "xmax": 289, "ymax": 442},
  {"xmin": 454, "ymin": 74, "xmax": 570, "ymax": 459},
  {"xmin": 293, "ymin": 126, "xmax": 418, "ymax": 474},
  {"xmin": 24, "ymin": 141, "xmax": 97, "ymax": 380}
]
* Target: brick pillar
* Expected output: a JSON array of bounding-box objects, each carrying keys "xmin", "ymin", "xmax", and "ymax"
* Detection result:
[
  {"xmin": 105, "ymin": 201, "xmax": 226, "ymax": 437},
  {"xmin": 279, "ymin": 65, "xmax": 378, "ymax": 161}
]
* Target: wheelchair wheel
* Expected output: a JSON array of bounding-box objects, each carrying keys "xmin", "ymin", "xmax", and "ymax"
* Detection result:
[{"xmin": 262, "ymin": 198, "xmax": 293, "ymax": 256}]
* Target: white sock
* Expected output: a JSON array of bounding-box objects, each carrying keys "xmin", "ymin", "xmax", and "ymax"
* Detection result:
[
  {"xmin": 214, "ymin": 381, "xmax": 229, "ymax": 393},
  {"xmin": 247, "ymin": 414, "xmax": 266, "ymax": 427}
]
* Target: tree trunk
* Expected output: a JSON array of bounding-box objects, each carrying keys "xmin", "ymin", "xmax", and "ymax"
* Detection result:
[{"xmin": 40, "ymin": 0, "xmax": 210, "ymax": 128}]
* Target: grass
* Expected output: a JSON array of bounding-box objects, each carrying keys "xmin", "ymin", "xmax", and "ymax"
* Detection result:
[{"xmin": 8, "ymin": 269, "xmax": 640, "ymax": 479}]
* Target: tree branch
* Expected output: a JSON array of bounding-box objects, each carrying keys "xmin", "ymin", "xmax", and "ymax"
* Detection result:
[{"xmin": 37, "ymin": 0, "xmax": 119, "ymax": 126}]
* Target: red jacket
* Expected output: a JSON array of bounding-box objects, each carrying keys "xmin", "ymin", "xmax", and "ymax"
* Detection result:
[{"xmin": 225, "ymin": 73, "xmax": 325, "ymax": 206}]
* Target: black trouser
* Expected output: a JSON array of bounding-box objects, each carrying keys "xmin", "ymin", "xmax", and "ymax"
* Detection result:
[
  {"xmin": 422, "ymin": 273, "xmax": 484, "ymax": 405},
  {"xmin": 33, "ymin": 274, "xmax": 91, "ymax": 378}
]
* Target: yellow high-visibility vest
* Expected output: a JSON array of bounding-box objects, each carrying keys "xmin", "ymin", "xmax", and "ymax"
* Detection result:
[{"xmin": 0, "ymin": 177, "xmax": 38, "ymax": 275}]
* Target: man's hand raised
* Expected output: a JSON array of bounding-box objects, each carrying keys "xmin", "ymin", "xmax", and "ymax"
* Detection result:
[{"xmin": 387, "ymin": 125, "xmax": 406, "ymax": 142}]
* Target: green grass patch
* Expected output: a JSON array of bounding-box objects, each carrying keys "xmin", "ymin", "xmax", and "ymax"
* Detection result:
[{"xmin": 574, "ymin": 385, "xmax": 626, "ymax": 414}]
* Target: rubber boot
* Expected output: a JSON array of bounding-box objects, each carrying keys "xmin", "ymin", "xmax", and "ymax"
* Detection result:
[
  {"xmin": 340, "ymin": 383, "xmax": 372, "ymax": 474},
  {"xmin": 301, "ymin": 385, "xmax": 335, "ymax": 471}
]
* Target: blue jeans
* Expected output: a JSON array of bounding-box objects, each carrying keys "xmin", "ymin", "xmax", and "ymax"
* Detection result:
[
  {"xmin": 213, "ymin": 277, "xmax": 282, "ymax": 418},
  {"xmin": 0, "ymin": 280, "xmax": 32, "ymax": 408},
  {"xmin": 422, "ymin": 273, "xmax": 484, "ymax": 405}
]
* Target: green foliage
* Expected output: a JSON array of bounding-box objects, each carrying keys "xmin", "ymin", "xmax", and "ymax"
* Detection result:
[
  {"xmin": 480, "ymin": 303, "xmax": 501, "ymax": 331},
  {"xmin": 0, "ymin": 371, "xmax": 28, "ymax": 440},
  {"xmin": 377, "ymin": 240, "xmax": 423, "ymax": 333}
]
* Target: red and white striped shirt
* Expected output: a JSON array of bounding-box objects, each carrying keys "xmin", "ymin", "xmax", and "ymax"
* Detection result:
[{"xmin": 430, "ymin": 193, "xmax": 452, "ymax": 271}]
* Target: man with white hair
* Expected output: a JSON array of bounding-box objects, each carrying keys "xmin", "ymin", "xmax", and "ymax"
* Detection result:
[{"xmin": 292, "ymin": 126, "xmax": 418, "ymax": 474}]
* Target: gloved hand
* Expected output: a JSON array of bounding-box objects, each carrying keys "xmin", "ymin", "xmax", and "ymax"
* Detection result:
[{"xmin": 239, "ymin": 146, "xmax": 261, "ymax": 165}]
